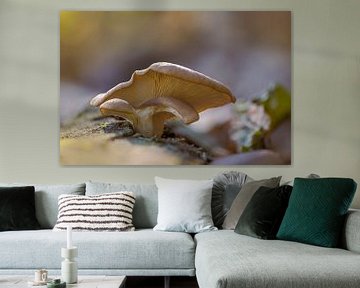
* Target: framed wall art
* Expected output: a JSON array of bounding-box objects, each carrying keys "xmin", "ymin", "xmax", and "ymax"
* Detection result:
[{"xmin": 60, "ymin": 11, "xmax": 291, "ymax": 165}]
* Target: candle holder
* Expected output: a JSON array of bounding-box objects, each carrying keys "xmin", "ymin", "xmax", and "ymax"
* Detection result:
[{"xmin": 61, "ymin": 247, "xmax": 78, "ymax": 284}]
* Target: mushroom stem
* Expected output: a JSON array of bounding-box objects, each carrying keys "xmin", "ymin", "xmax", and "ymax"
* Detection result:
[
  {"xmin": 135, "ymin": 108, "xmax": 158, "ymax": 137},
  {"xmin": 136, "ymin": 97, "xmax": 199, "ymax": 137}
]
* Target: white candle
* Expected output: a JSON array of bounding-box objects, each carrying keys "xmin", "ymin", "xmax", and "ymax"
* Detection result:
[{"xmin": 67, "ymin": 225, "xmax": 72, "ymax": 249}]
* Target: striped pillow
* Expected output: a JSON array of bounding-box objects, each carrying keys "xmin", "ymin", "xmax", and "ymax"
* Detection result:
[{"xmin": 53, "ymin": 192, "xmax": 135, "ymax": 231}]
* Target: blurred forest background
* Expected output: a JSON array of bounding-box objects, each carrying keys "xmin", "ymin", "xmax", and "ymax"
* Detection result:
[{"xmin": 60, "ymin": 11, "xmax": 291, "ymax": 128}]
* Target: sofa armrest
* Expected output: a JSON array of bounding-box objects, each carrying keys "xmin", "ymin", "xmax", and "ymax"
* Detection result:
[{"xmin": 342, "ymin": 209, "xmax": 360, "ymax": 253}]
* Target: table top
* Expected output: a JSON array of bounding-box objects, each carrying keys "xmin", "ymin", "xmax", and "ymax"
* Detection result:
[{"xmin": 0, "ymin": 275, "xmax": 126, "ymax": 288}]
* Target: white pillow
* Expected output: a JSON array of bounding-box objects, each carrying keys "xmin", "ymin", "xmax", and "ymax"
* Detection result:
[
  {"xmin": 53, "ymin": 192, "xmax": 135, "ymax": 231},
  {"xmin": 154, "ymin": 177, "xmax": 217, "ymax": 233}
]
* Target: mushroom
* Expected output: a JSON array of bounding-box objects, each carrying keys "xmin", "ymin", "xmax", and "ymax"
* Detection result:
[
  {"xmin": 100, "ymin": 97, "xmax": 199, "ymax": 137},
  {"xmin": 91, "ymin": 62, "xmax": 235, "ymax": 137}
]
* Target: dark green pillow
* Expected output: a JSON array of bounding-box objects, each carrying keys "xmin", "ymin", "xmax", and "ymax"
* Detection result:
[
  {"xmin": 0, "ymin": 186, "xmax": 41, "ymax": 231},
  {"xmin": 277, "ymin": 178, "xmax": 357, "ymax": 247},
  {"xmin": 235, "ymin": 185, "xmax": 292, "ymax": 239}
]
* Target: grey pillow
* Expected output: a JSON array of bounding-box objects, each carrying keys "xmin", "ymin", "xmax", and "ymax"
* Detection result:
[
  {"xmin": 283, "ymin": 173, "xmax": 320, "ymax": 186},
  {"xmin": 86, "ymin": 181, "xmax": 158, "ymax": 229},
  {"xmin": 222, "ymin": 176, "xmax": 281, "ymax": 230},
  {"xmin": 0, "ymin": 183, "xmax": 86, "ymax": 228},
  {"xmin": 153, "ymin": 177, "xmax": 217, "ymax": 233},
  {"xmin": 212, "ymin": 171, "xmax": 252, "ymax": 228}
]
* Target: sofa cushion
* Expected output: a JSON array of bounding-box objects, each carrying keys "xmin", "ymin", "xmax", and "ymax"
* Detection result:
[
  {"xmin": 212, "ymin": 171, "xmax": 252, "ymax": 228},
  {"xmin": 195, "ymin": 230, "xmax": 360, "ymax": 288},
  {"xmin": 342, "ymin": 209, "xmax": 360, "ymax": 253},
  {"xmin": 86, "ymin": 181, "xmax": 158, "ymax": 229},
  {"xmin": 0, "ymin": 183, "xmax": 86, "ymax": 228},
  {"xmin": 234, "ymin": 185, "xmax": 292, "ymax": 239},
  {"xmin": 53, "ymin": 192, "xmax": 136, "ymax": 232},
  {"xmin": 277, "ymin": 178, "xmax": 357, "ymax": 247},
  {"xmin": 0, "ymin": 229, "xmax": 195, "ymax": 271},
  {"xmin": 222, "ymin": 176, "xmax": 281, "ymax": 229},
  {"xmin": 154, "ymin": 177, "xmax": 216, "ymax": 233},
  {"xmin": 0, "ymin": 186, "xmax": 40, "ymax": 231}
]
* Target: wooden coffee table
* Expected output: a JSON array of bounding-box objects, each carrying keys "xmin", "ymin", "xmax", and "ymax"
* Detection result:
[{"xmin": 0, "ymin": 275, "xmax": 126, "ymax": 288}]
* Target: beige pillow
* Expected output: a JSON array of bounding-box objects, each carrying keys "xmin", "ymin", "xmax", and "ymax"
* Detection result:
[{"xmin": 222, "ymin": 176, "xmax": 281, "ymax": 230}]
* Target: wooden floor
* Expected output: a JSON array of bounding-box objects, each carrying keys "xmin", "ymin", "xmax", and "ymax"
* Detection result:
[{"xmin": 126, "ymin": 276, "xmax": 199, "ymax": 288}]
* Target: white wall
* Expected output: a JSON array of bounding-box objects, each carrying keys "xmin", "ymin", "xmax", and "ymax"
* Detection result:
[{"xmin": 0, "ymin": 0, "xmax": 359, "ymax": 208}]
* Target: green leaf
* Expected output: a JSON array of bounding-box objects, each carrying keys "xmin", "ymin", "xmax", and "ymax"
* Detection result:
[{"xmin": 259, "ymin": 84, "xmax": 291, "ymax": 130}]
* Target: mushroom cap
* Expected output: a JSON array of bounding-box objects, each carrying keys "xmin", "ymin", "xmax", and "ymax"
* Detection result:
[
  {"xmin": 99, "ymin": 99, "xmax": 137, "ymax": 126},
  {"xmin": 90, "ymin": 62, "xmax": 236, "ymax": 112}
]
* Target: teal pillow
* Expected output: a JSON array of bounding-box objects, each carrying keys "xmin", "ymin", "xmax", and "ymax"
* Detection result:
[{"xmin": 277, "ymin": 178, "xmax": 357, "ymax": 247}]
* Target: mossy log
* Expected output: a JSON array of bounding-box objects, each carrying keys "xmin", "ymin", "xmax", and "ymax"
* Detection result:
[{"xmin": 60, "ymin": 107, "xmax": 210, "ymax": 165}]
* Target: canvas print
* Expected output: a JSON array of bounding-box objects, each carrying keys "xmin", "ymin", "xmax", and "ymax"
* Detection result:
[{"xmin": 60, "ymin": 11, "xmax": 291, "ymax": 165}]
